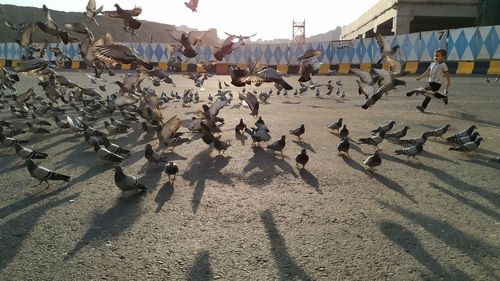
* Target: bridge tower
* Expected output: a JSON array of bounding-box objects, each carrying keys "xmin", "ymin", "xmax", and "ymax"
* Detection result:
[{"xmin": 292, "ymin": 20, "xmax": 306, "ymax": 44}]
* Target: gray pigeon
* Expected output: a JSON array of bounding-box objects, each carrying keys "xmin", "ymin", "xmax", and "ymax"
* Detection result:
[
  {"xmin": 339, "ymin": 124, "xmax": 349, "ymax": 139},
  {"xmin": 290, "ymin": 124, "xmax": 305, "ymax": 140},
  {"xmin": 114, "ymin": 166, "xmax": 146, "ymax": 192},
  {"xmin": 425, "ymin": 124, "xmax": 450, "ymax": 138},
  {"xmin": 449, "ymin": 137, "xmax": 483, "ymax": 156},
  {"xmin": 26, "ymin": 159, "xmax": 70, "ymax": 187},
  {"xmin": 328, "ymin": 118, "xmax": 342, "ymax": 132},
  {"xmin": 358, "ymin": 131, "xmax": 386, "ymax": 151},
  {"xmin": 446, "ymin": 125, "xmax": 476, "ymax": 142},
  {"xmin": 145, "ymin": 143, "xmax": 167, "ymax": 165},
  {"xmin": 214, "ymin": 136, "xmax": 231, "ymax": 155},
  {"xmin": 372, "ymin": 120, "xmax": 395, "ymax": 134},
  {"xmin": 15, "ymin": 143, "xmax": 47, "ymax": 160},
  {"xmin": 395, "ymin": 143, "xmax": 423, "ymax": 160},
  {"xmin": 386, "ymin": 126, "xmax": 409, "ymax": 140},
  {"xmin": 447, "ymin": 131, "xmax": 480, "ymax": 145},
  {"xmin": 93, "ymin": 143, "xmax": 124, "ymax": 162},
  {"xmin": 267, "ymin": 135, "xmax": 286, "ymax": 157}
]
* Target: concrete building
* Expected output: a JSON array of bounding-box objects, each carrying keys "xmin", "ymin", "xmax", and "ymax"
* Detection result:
[{"xmin": 341, "ymin": 0, "xmax": 481, "ymax": 40}]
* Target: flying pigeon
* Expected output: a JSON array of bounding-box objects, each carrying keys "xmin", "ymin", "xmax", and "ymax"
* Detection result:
[
  {"xmin": 239, "ymin": 92, "xmax": 259, "ymax": 117},
  {"xmin": 114, "ymin": 166, "xmax": 146, "ymax": 192},
  {"xmin": 26, "ymin": 159, "xmax": 70, "ymax": 187},
  {"xmin": 84, "ymin": 0, "xmax": 103, "ymax": 25},
  {"xmin": 295, "ymin": 149, "xmax": 309, "ymax": 169},
  {"xmin": 185, "ymin": 0, "xmax": 199, "ymax": 12}
]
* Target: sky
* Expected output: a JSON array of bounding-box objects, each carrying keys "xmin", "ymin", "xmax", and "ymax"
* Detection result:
[{"xmin": 1, "ymin": 0, "xmax": 380, "ymax": 40}]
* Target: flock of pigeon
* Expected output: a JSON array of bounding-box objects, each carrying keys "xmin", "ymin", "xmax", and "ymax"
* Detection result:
[{"xmin": 0, "ymin": 1, "xmax": 498, "ymax": 195}]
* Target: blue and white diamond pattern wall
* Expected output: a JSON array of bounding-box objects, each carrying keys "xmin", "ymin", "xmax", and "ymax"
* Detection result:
[
  {"xmin": 480, "ymin": 25, "xmax": 499, "ymax": 59},
  {"xmin": 325, "ymin": 42, "xmax": 335, "ymax": 64},
  {"xmin": 135, "ymin": 43, "xmax": 145, "ymax": 57},
  {"xmin": 0, "ymin": 43, "xmax": 4, "ymax": 58},
  {"xmin": 294, "ymin": 44, "xmax": 304, "ymax": 62},
  {"xmin": 469, "ymin": 28, "xmax": 483, "ymax": 60},
  {"xmin": 315, "ymin": 42, "xmax": 327, "ymax": 64},
  {"xmin": 420, "ymin": 31, "xmax": 438, "ymax": 62},
  {"xmin": 273, "ymin": 46, "xmax": 283, "ymax": 65},
  {"xmin": 153, "ymin": 43, "xmax": 164, "ymax": 62},
  {"xmin": 264, "ymin": 45, "xmax": 273, "ymax": 65},
  {"xmin": 283, "ymin": 45, "xmax": 293, "ymax": 64},
  {"xmin": 203, "ymin": 46, "xmax": 213, "ymax": 63}
]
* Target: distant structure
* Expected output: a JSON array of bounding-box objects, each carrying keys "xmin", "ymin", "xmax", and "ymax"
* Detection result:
[
  {"xmin": 292, "ymin": 20, "xmax": 305, "ymax": 44},
  {"xmin": 340, "ymin": 0, "xmax": 499, "ymax": 40}
]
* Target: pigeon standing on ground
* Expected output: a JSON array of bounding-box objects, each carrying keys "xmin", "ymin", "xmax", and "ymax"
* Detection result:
[
  {"xmin": 101, "ymin": 136, "xmax": 131, "ymax": 155},
  {"xmin": 26, "ymin": 159, "xmax": 70, "ymax": 187},
  {"xmin": 395, "ymin": 143, "xmax": 424, "ymax": 160},
  {"xmin": 213, "ymin": 136, "xmax": 231, "ymax": 156},
  {"xmin": 425, "ymin": 124, "xmax": 451, "ymax": 138},
  {"xmin": 358, "ymin": 131, "xmax": 386, "ymax": 151},
  {"xmin": 339, "ymin": 124, "xmax": 349, "ymax": 139},
  {"xmin": 447, "ymin": 131, "xmax": 480, "ymax": 145},
  {"xmin": 386, "ymin": 126, "xmax": 409, "ymax": 140},
  {"xmin": 164, "ymin": 161, "xmax": 179, "ymax": 182},
  {"xmin": 93, "ymin": 143, "xmax": 124, "ymax": 162},
  {"xmin": 328, "ymin": 118, "xmax": 342, "ymax": 132},
  {"xmin": 372, "ymin": 120, "xmax": 395, "ymax": 134},
  {"xmin": 363, "ymin": 151, "xmax": 381, "ymax": 172},
  {"xmin": 267, "ymin": 135, "xmax": 286, "ymax": 158},
  {"xmin": 449, "ymin": 137, "xmax": 483, "ymax": 156},
  {"xmin": 15, "ymin": 143, "xmax": 47, "ymax": 160},
  {"xmin": 295, "ymin": 149, "xmax": 309, "ymax": 169},
  {"xmin": 290, "ymin": 124, "xmax": 305, "ymax": 140},
  {"xmin": 114, "ymin": 166, "xmax": 147, "ymax": 192},
  {"xmin": 144, "ymin": 143, "xmax": 167, "ymax": 165},
  {"xmin": 1, "ymin": 133, "xmax": 28, "ymax": 148},
  {"xmin": 337, "ymin": 138, "xmax": 350, "ymax": 156},
  {"xmin": 446, "ymin": 125, "xmax": 477, "ymax": 142}
]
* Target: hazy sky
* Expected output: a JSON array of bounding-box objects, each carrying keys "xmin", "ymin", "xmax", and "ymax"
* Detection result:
[{"xmin": 1, "ymin": 0, "xmax": 380, "ymax": 40}]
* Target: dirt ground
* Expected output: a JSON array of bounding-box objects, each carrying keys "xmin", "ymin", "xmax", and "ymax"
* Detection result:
[{"xmin": 1, "ymin": 72, "xmax": 499, "ymax": 281}]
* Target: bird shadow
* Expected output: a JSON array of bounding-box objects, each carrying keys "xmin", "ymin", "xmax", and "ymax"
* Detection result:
[
  {"xmin": 235, "ymin": 132, "xmax": 247, "ymax": 146},
  {"xmin": 428, "ymin": 182, "xmax": 500, "ymax": 220},
  {"xmin": 298, "ymin": 169, "xmax": 322, "ymax": 194},
  {"xmin": 0, "ymin": 193, "xmax": 79, "ymax": 270},
  {"xmin": 260, "ymin": 209, "xmax": 314, "ymax": 281},
  {"xmin": 183, "ymin": 147, "xmax": 233, "ymax": 213},
  {"xmin": 154, "ymin": 182, "xmax": 174, "ymax": 213},
  {"xmin": 420, "ymin": 150, "xmax": 458, "ymax": 164},
  {"xmin": 187, "ymin": 250, "xmax": 212, "ymax": 281},
  {"xmin": 138, "ymin": 163, "xmax": 164, "ymax": 191},
  {"xmin": 340, "ymin": 155, "xmax": 416, "ymax": 203},
  {"xmin": 281, "ymin": 101, "xmax": 301, "ymax": 105},
  {"xmin": 66, "ymin": 191, "xmax": 146, "ymax": 257},
  {"xmin": 242, "ymin": 146, "xmax": 298, "ymax": 187},
  {"xmin": 292, "ymin": 140, "xmax": 316, "ymax": 153},
  {"xmin": 461, "ymin": 158, "xmax": 500, "ymax": 170},
  {"xmin": 379, "ymin": 221, "xmax": 475, "ymax": 281},
  {"xmin": 380, "ymin": 202, "xmax": 499, "ymax": 276}
]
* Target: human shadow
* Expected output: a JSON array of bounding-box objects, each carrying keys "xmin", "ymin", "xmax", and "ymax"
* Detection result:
[
  {"xmin": 260, "ymin": 209, "xmax": 313, "ymax": 281},
  {"xmin": 69, "ymin": 161, "xmax": 113, "ymax": 186},
  {"xmin": 242, "ymin": 146, "xmax": 298, "ymax": 187},
  {"xmin": 0, "ymin": 193, "xmax": 79, "ymax": 270},
  {"xmin": 340, "ymin": 155, "xmax": 416, "ymax": 202},
  {"xmin": 183, "ymin": 147, "xmax": 233, "ymax": 213},
  {"xmin": 187, "ymin": 250, "xmax": 212, "ymax": 281},
  {"xmin": 298, "ymin": 169, "xmax": 322, "ymax": 194},
  {"xmin": 67, "ymin": 191, "xmax": 145, "ymax": 257},
  {"xmin": 384, "ymin": 154, "xmax": 499, "ymax": 208},
  {"xmin": 380, "ymin": 202, "xmax": 499, "ymax": 276},
  {"xmin": 138, "ymin": 163, "xmax": 163, "ymax": 191},
  {"xmin": 379, "ymin": 221, "xmax": 474, "ymax": 281},
  {"xmin": 429, "ymin": 182, "xmax": 500, "ymax": 220},
  {"xmin": 0, "ymin": 183, "xmax": 72, "ymax": 219},
  {"xmin": 154, "ymin": 182, "xmax": 174, "ymax": 213},
  {"xmin": 462, "ymin": 158, "xmax": 500, "ymax": 170},
  {"xmin": 292, "ymin": 140, "xmax": 316, "ymax": 153}
]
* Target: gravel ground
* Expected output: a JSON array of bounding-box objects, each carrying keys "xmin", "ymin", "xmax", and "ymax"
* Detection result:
[{"xmin": 1, "ymin": 72, "xmax": 499, "ymax": 281}]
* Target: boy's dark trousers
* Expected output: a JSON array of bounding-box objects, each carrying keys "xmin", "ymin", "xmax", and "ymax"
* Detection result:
[{"xmin": 421, "ymin": 82, "xmax": 446, "ymax": 109}]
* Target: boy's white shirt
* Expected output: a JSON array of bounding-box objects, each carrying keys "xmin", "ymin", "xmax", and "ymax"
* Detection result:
[{"xmin": 427, "ymin": 61, "xmax": 448, "ymax": 84}]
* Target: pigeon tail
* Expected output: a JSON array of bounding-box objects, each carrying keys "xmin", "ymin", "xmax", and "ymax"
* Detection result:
[{"xmin": 50, "ymin": 172, "xmax": 70, "ymax": 182}]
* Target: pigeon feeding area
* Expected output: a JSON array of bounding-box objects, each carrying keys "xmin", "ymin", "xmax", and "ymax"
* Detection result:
[{"xmin": 1, "ymin": 72, "xmax": 499, "ymax": 280}]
